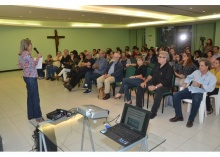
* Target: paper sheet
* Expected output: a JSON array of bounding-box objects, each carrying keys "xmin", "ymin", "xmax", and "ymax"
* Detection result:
[{"xmin": 35, "ymin": 57, "xmax": 43, "ymax": 69}]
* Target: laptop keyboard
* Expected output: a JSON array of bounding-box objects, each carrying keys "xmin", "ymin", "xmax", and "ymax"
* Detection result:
[{"xmin": 109, "ymin": 124, "xmax": 142, "ymax": 142}]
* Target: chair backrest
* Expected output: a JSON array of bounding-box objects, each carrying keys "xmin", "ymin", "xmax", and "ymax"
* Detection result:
[
  {"xmin": 171, "ymin": 73, "xmax": 176, "ymax": 92},
  {"xmin": 125, "ymin": 66, "xmax": 136, "ymax": 78},
  {"xmin": 145, "ymin": 66, "xmax": 153, "ymax": 78},
  {"xmin": 148, "ymin": 63, "xmax": 155, "ymax": 69},
  {"xmin": 130, "ymin": 58, "xmax": 137, "ymax": 64}
]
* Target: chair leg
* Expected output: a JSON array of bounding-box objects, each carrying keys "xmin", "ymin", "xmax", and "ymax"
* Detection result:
[
  {"xmin": 112, "ymin": 84, "xmax": 115, "ymax": 96},
  {"xmin": 162, "ymin": 96, "xmax": 165, "ymax": 113},
  {"xmin": 147, "ymin": 92, "xmax": 150, "ymax": 109},
  {"xmin": 199, "ymin": 102, "xmax": 205, "ymax": 124},
  {"xmin": 187, "ymin": 103, "xmax": 191, "ymax": 113}
]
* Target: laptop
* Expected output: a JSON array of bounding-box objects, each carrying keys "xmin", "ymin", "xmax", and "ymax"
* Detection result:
[{"xmin": 101, "ymin": 103, "xmax": 151, "ymax": 147}]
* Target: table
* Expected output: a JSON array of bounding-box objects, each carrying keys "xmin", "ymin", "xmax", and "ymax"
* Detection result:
[{"xmin": 29, "ymin": 114, "xmax": 166, "ymax": 152}]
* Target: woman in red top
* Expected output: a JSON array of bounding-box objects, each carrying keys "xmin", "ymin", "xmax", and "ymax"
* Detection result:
[{"xmin": 18, "ymin": 39, "xmax": 44, "ymax": 122}]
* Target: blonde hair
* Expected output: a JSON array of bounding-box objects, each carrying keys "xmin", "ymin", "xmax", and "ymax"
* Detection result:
[
  {"xmin": 136, "ymin": 56, "xmax": 144, "ymax": 62},
  {"xmin": 159, "ymin": 51, "xmax": 170, "ymax": 61},
  {"xmin": 19, "ymin": 39, "xmax": 31, "ymax": 55}
]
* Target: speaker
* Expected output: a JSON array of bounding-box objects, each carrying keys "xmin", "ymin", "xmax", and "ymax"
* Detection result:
[{"xmin": 33, "ymin": 126, "xmax": 57, "ymax": 152}]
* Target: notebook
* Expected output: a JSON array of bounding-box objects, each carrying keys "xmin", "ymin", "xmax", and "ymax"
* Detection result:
[{"xmin": 101, "ymin": 103, "xmax": 151, "ymax": 147}]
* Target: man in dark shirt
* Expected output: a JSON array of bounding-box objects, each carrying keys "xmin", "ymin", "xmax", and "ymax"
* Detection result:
[
  {"xmin": 64, "ymin": 52, "xmax": 95, "ymax": 91},
  {"xmin": 136, "ymin": 51, "xmax": 173, "ymax": 119}
]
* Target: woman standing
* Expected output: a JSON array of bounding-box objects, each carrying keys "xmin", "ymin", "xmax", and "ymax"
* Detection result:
[{"xmin": 18, "ymin": 39, "xmax": 44, "ymax": 122}]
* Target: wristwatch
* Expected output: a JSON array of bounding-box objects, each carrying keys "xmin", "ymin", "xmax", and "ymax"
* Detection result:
[
  {"xmin": 155, "ymin": 86, "xmax": 158, "ymax": 89},
  {"xmin": 199, "ymin": 84, "xmax": 202, "ymax": 88}
]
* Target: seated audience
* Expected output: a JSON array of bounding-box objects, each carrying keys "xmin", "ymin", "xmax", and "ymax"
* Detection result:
[
  {"xmin": 56, "ymin": 49, "xmax": 70, "ymax": 80},
  {"xmin": 212, "ymin": 46, "xmax": 220, "ymax": 59},
  {"xmin": 206, "ymin": 57, "xmax": 220, "ymax": 114},
  {"xmin": 97, "ymin": 52, "xmax": 123, "ymax": 100},
  {"xmin": 56, "ymin": 50, "xmax": 78, "ymax": 81},
  {"xmin": 120, "ymin": 53, "xmax": 131, "ymax": 78},
  {"xmin": 174, "ymin": 52, "xmax": 198, "ymax": 88},
  {"xmin": 113, "ymin": 56, "xmax": 146, "ymax": 104},
  {"xmin": 145, "ymin": 48, "xmax": 157, "ymax": 65},
  {"xmin": 170, "ymin": 58, "xmax": 216, "ymax": 128},
  {"xmin": 173, "ymin": 53, "xmax": 182, "ymax": 71},
  {"xmin": 64, "ymin": 52, "xmax": 95, "ymax": 91},
  {"xmin": 52, "ymin": 51, "xmax": 63, "ymax": 77},
  {"xmin": 193, "ymin": 50, "xmax": 202, "ymax": 67},
  {"xmin": 45, "ymin": 54, "xmax": 55, "ymax": 81},
  {"xmin": 82, "ymin": 50, "xmax": 108, "ymax": 94},
  {"xmin": 63, "ymin": 52, "xmax": 85, "ymax": 85},
  {"xmin": 207, "ymin": 50, "xmax": 215, "ymax": 68},
  {"xmin": 136, "ymin": 51, "xmax": 173, "ymax": 119}
]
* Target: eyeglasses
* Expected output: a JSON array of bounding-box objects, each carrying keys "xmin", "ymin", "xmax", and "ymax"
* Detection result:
[{"xmin": 158, "ymin": 56, "xmax": 166, "ymax": 59}]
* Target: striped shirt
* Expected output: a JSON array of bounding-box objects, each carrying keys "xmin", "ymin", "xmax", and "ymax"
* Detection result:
[{"xmin": 175, "ymin": 63, "xmax": 198, "ymax": 77}]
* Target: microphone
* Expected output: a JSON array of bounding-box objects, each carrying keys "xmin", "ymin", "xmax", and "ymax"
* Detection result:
[{"xmin": 33, "ymin": 47, "xmax": 39, "ymax": 54}]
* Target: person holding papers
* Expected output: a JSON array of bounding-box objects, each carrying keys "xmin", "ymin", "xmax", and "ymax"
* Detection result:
[{"xmin": 18, "ymin": 38, "xmax": 44, "ymax": 122}]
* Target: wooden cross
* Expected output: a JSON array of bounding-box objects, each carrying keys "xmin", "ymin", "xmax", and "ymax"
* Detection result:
[{"xmin": 47, "ymin": 29, "xmax": 65, "ymax": 54}]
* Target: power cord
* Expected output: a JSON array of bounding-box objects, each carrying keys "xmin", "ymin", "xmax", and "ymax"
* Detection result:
[{"xmin": 103, "ymin": 114, "xmax": 120, "ymax": 126}]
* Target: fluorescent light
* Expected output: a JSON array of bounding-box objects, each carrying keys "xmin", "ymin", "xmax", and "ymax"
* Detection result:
[
  {"xmin": 0, "ymin": 20, "xmax": 21, "ymax": 25},
  {"xmin": 24, "ymin": 23, "xmax": 41, "ymax": 26},
  {"xmin": 198, "ymin": 14, "xmax": 220, "ymax": 20},
  {"xmin": 71, "ymin": 23, "xmax": 102, "ymax": 27},
  {"xmin": 127, "ymin": 21, "xmax": 167, "ymax": 27}
]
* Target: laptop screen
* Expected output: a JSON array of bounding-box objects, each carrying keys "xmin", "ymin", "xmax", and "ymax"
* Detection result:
[{"xmin": 120, "ymin": 103, "xmax": 151, "ymax": 135}]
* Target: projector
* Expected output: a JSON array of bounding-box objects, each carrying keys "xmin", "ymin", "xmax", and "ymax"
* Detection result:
[{"xmin": 77, "ymin": 105, "xmax": 109, "ymax": 119}]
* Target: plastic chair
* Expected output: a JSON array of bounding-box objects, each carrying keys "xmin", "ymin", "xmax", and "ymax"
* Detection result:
[
  {"xmin": 209, "ymin": 90, "xmax": 220, "ymax": 115},
  {"xmin": 180, "ymin": 87, "xmax": 207, "ymax": 124}
]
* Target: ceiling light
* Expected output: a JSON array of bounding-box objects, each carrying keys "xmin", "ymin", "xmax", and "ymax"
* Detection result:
[
  {"xmin": 0, "ymin": 21, "xmax": 21, "ymax": 25},
  {"xmin": 24, "ymin": 23, "xmax": 41, "ymax": 26},
  {"xmin": 71, "ymin": 23, "xmax": 102, "ymax": 27},
  {"xmin": 127, "ymin": 21, "xmax": 167, "ymax": 27},
  {"xmin": 198, "ymin": 14, "xmax": 220, "ymax": 20}
]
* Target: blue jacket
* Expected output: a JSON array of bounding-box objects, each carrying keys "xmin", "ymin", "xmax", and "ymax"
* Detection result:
[{"xmin": 105, "ymin": 61, "xmax": 123, "ymax": 82}]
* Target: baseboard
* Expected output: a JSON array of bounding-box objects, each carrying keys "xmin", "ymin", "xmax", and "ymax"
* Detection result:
[{"xmin": 0, "ymin": 69, "xmax": 22, "ymax": 73}]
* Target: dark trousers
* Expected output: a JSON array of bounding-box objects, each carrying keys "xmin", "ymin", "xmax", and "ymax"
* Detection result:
[
  {"xmin": 84, "ymin": 71, "xmax": 101, "ymax": 90},
  {"xmin": 23, "ymin": 77, "xmax": 42, "ymax": 120},
  {"xmin": 69, "ymin": 72, "xmax": 85, "ymax": 88},
  {"xmin": 136, "ymin": 85, "xmax": 169, "ymax": 114},
  {"xmin": 206, "ymin": 88, "xmax": 219, "ymax": 111},
  {"xmin": 173, "ymin": 88, "xmax": 203, "ymax": 122},
  {"xmin": 46, "ymin": 65, "xmax": 54, "ymax": 78},
  {"xmin": 119, "ymin": 78, "xmax": 143, "ymax": 101}
]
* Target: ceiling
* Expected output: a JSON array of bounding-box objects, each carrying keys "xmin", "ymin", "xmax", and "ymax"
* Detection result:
[{"xmin": 1, "ymin": 5, "xmax": 220, "ymax": 28}]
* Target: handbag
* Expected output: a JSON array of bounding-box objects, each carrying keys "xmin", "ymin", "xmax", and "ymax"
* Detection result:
[
  {"xmin": 71, "ymin": 66, "xmax": 80, "ymax": 73},
  {"xmin": 97, "ymin": 87, "xmax": 106, "ymax": 99}
]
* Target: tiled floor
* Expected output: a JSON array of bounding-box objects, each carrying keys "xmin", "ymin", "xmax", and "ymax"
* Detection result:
[{"xmin": 0, "ymin": 71, "xmax": 220, "ymax": 152}]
